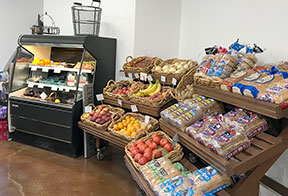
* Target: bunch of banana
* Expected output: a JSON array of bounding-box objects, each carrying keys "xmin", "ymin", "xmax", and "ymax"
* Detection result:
[{"xmin": 134, "ymin": 80, "xmax": 161, "ymax": 97}]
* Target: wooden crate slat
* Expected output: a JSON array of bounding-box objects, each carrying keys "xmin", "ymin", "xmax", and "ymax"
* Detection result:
[
  {"xmin": 234, "ymin": 152, "xmax": 252, "ymax": 162},
  {"xmin": 255, "ymin": 133, "xmax": 276, "ymax": 145},
  {"xmin": 252, "ymin": 138, "xmax": 272, "ymax": 150},
  {"xmin": 244, "ymin": 146, "xmax": 262, "ymax": 156}
]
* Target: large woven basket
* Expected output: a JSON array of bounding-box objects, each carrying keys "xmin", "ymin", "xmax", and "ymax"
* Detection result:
[
  {"xmin": 108, "ymin": 113, "xmax": 159, "ymax": 141},
  {"xmin": 151, "ymin": 59, "xmax": 198, "ymax": 84},
  {"xmin": 123, "ymin": 56, "xmax": 162, "ymax": 74},
  {"xmin": 80, "ymin": 104, "xmax": 125, "ymax": 131},
  {"xmin": 125, "ymin": 130, "xmax": 183, "ymax": 170}
]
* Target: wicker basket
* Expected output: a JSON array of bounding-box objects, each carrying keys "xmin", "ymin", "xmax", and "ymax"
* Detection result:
[
  {"xmin": 108, "ymin": 113, "xmax": 159, "ymax": 141},
  {"xmin": 151, "ymin": 59, "xmax": 198, "ymax": 84},
  {"xmin": 46, "ymin": 92, "xmax": 57, "ymax": 102},
  {"xmin": 123, "ymin": 56, "xmax": 162, "ymax": 74},
  {"xmin": 80, "ymin": 104, "xmax": 125, "ymax": 131},
  {"xmin": 125, "ymin": 131, "xmax": 184, "ymax": 170}
]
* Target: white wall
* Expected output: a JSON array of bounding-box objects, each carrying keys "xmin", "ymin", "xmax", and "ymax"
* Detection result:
[
  {"xmin": 43, "ymin": 0, "xmax": 136, "ymax": 81},
  {"xmin": 134, "ymin": 0, "xmax": 182, "ymax": 59},
  {"xmin": 0, "ymin": 0, "xmax": 43, "ymax": 69}
]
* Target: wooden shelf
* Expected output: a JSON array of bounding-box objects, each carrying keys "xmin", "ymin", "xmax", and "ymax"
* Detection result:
[
  {"xmin": 193, "ymin": 84, "xmax": 288, "ymax": 119},
  {"xmin": 29, "ymin": 64, "xmax": 93, "ymax": 73},
  {"xmin": 104, "ymin": 95, "xmax": 176, "ymax": 117},
  {"xmin": 78, "ymin": 122, "xmax": 128, "ymax": 149},
  {"xmin": 159, "ymin": 118, "xmax": 287, "ymax": 176},
  {"xmin": 124, "ymin": 155, "xmax": 229, "ymax": 196}
]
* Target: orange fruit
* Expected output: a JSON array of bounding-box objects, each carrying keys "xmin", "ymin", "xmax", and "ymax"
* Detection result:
[
  {"xmin": 125, "ymin": 116, "xmax": 130, "ymax": 120},
  {"xmin": 131, "ymin": 132, "xmax": 136, "ymax": 138},
  {"xmin": 113, "ymin": 124, "xmax": 119, "ymax": 130}
]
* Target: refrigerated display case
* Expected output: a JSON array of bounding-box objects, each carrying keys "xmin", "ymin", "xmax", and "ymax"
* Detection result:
[{"xmin": 8, "ymin": 35, "xmax": 116, "ymax": 157}]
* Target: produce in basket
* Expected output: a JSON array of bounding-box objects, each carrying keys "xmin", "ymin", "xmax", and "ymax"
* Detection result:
[
  {"xmin": 111, "ymin": 82, "xmax": 132, "ymax": 96},
  {"xmin": 103, "ymin": 80, "xmax": 138, "ymax": 99},
  {"xmin": 82, "ymin": 105, "xmax": 114, "ymax": 125},
  {"xmin": 32, "ymin": 58, "xmax": 51, "ymax": 66},
  {"xmin": 153, "ymin": 59, "xmax": 194, "ymax": 75},
  {"xmin": 133, "ymin": 80, "xmax": 169, "ymax": 101},
  {"xmin": 73, "ymin": 61, "xmax": 95, "ymax": 70}
]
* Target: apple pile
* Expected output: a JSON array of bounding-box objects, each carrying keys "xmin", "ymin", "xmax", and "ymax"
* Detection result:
[
  {"xmin": 87, "ymin": 105, "xmax": 112, "ymax": 125},
  {"xmin": 112, "ymin": 82, "xmax": 131, "ymax": 96},
  {"xmin": 127, "ymin": 133, "xmax": 174, "ymax": 166},
  {"xmin": 149, "ymin": 88, "xmax": 168, "ymax": 101}
]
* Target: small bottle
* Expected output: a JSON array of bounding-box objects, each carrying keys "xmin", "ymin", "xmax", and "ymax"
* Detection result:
[
  {"xmin": 79, "ymin": 73, "xmax": 88, "ymax": 88},
  {"xmin": 66, "ymin": 72, "xmax": 76, "ymax": 87}
]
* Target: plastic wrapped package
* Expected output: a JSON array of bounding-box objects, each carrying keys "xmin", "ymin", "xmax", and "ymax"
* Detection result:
[
  {"xmin": 185, "ymin": 116, "xmax": 216, "ymax": 139},
  {"xmin": 140, "ymin": 157, "xmax": 182, "ymax": 188},
  {"xmin": 187, "ymin": 166, "xmax": 231, "ymax": 195},
  {"xmin": 223, "ymin": 108, "xmax": 246, "ymax": 125},
  {"xmin": 257, "ymin": 79, "xmax": 288, "ymax": 104},
  {"xmin": 161, "ymin": 102, "xmax": 185, "ymax": 120},
  {"xmin": 207, "ymin": 128, "xmax": 250, "ymax": 159},
  {"xmin": 199, "ymin": 99, "xmax": 224, "ymax": 116},
  {"xmin": 230, "ymin": 112, "xmax": 268, "ymax": 139}
]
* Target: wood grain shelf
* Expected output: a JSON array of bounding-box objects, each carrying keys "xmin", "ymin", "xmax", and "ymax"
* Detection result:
[
  {"xmin": 103, "ymin": 95, "xmax": 176, "ymax": 117},
  {"xmin": 159, "ymin": 118, "xmax": 287, "ymax": 176},
  {"xmin": 193, "ymin": 84, "xmax": 288, "ymax": 119}
]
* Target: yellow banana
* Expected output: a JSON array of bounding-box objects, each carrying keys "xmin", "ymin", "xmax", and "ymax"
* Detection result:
[
  {"xmin": 149, "ymin": 81, "xmax": 161, "ymax": 96},
  {"xmin": 140, "ymin": 81, "xmax": 157, "ymax": 95},
  {"xmin": 139, "ymin": 81, "xmax": 153, "ymax": 94}
]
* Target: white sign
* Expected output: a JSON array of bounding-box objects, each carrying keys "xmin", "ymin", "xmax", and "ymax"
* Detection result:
[
  {"xmin": 145, "ymin": 115, "xmax": 150, "ymax": 124},
  {"xmin": 140, "ymin": 72, "xmax": 147, "ymax": 81},
  {"xmin": 131, "ymin": 105, "xmax": 138, "ymax": 112},
  {"xmin": 96, "ymin": 94, "xmax": 104, "ymax": 101},
  {"xmin": 42, "ymin": 67, "xmax": 49, "ymax": 72},
  {"xmin": 147, "ymin": 75, "xmax": 153, "ymax": 82},
  {"xmin": 58, "ymin": 86, "xmax": 64, "ymax": 91},
  {"xmin": 65, "ymin": 87, "xmax": 70, "ymax": 92},
  {"xmin": 118, "ymin": 99, "xmax": 122, "ymax": 106},
  {"xmin": 161, "ymin": 75, "xmax": 166, "ymax": 83},
  {"xmin": 85, "ymin": 106, "xmax": 92, "ymax": 113},
  {"xmin": 40, "ymin": 92, "xmax": 47, "ymax": 100},
  {"xmin": 128, "ymin": 73, "xmax": 133, "ymax": 79},
  {"xmin": 51, "ymin": 86, "xmax": 58, "ymax": 91},
  {"xmin": 172, "ymin": 78, "xmax": 177, "ymax": 86},
  {"xmin": 54, "ymin": 68, "xmax": 61, "ymax": 73},
  {"xmin": 31, "ymin": 66, "xmax": 37, "ymax": 71},
  {"xmin": 38, "ymin": 83, "xmax": 44, "ymax": 88},
  {"xmin": 28, "ymin": 82, "xmax": 34, "ymax": 88},
  {"xmin": 134, "ymin": 73, "xmax": 139, "ymax": 79}
]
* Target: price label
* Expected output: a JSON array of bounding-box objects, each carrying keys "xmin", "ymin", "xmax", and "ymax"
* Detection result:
[
  {"xmin": 54, "ymin": 68, "xmax": 61, "ymax": 73},
  {"xmin": 128, "ymin": 73, "xmax": 133, "ymax": 79},
  {"xmin": 38, "ymin": 83, "xmax": 44, "ymax": 88},
  {"xmin": 145, "ymin": 115, "xmax": 150, "ymax": 124},
  {"xmin": 51, "ymin": 86, "xmax": 58, "ymax": 91},
  {"xmin": 42, "ymin": 67, "xmax": 49, "ymax": 72},
  {"xmin": 140, "ymin": 72, "xmax": 147, "ymax": 81},
  {"xmin": 118, "ymin": 99, "xmax": 122, "ymax": 106},
  {"xmin": 172, "ymin": 78, "xmax": 177, "ymax": 86},
  {"xmin": 96, "ymin": 94, "xmax": 104, "ymax": 101},
  {"xmin": 40, "ymin": 92, "xmax": 47, "ymax": 100},
  {"xmin": 31, "ymin": 66, "xmax": 37, "ymax": 71},
  {"xmin": 85, "ymin": 106, "xmax": 92, "ymax": 113},
  {"xmin": 161, "ymin": 75, "xmax": 166, "ymax": 83},
  {"xmin": 147, "ymin": 75, "xmax": 153, "ymax": 82},
  {"xmin": 172, "ymin": 133, "xmax": 179, "ymax": 147},
  {"xmin": 58, "ymin": 86, "xmax": 64, "ymax": 91},
  {"xmin": 134, "ymin": 73, "xmax": 139, "ymax": 79},
  {"xmin": 28, "ymin": 82, "xmax": 34, "ymax": 88},
  {"xmin": 65, "ymin": 87, "xmax": 70, "ymax": 92},
  {"xmin": 131, "ymin": 105, "xmax": 138, "ymax": 112}
]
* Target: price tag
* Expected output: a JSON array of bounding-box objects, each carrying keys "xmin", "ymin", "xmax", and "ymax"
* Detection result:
[
  {"xmin": 172, "ymin": 133, "xmax": 179, "ymax": 147},
  {"xmin": 161, "ymin": 75, "xmax": 166, "ymax": 83},
  {"xmin": 31, "ymin": 66, "xmax": 37, "ymax": 71},
  {"xmin": 134, "ymin": 73, "xmax": 139, "ymax": 79},
  {"xmin": 172, "ymin": 78, "xmax": 177, "ymax": 86},
  {"xmin": 42, "ymin": 67, "xmax": 49, "ymax": 72},
  {"xmin": 145, "ymin": 115, "xmax": 150, "ymax": 124},
  {"xmin": 40, "ymin": 92, "xmax": 47, "ymax": 100},
  {"xmin": 51, "ymin": 85, "xmax": 58, "ymax": 91},
  {"xmin": 131, "ymin": 105, "xmax": 138, "ymax": 112},
  {"xmin": 28, "ymin": 82, "xmax": 34, "ymax": 88},
  {"xmin": 140, "ymin": 72, "xmax": 147, "ymax": 81},
  {"xmin": 58, "ymin": 86, "xmax": 64, "ymax": 91},
  {"xmin": 84, "ymin": 106, "xmax": 92, "ymax": 113},
  {"xmin": 54, "ymin": 68, "xmax": 61, "ymax": 73},
  {"xmin": 118, "ymin": 99, "xmax": 122, "ymax": 106},
  {"xmin": 128, "ymin": 73, "xmax": 133, "ymax": 79},
  {"xmin": 38, "ymin": 83, "xmax": 44, "ymax": 88},
  {"xmin": 65, "ymin": 87, "xmax": 70, "ymax": 92},
  {"xmin": 147, "ymin": 75, "xmax": 153, "ymax": 82},
  {"xmin": 96, "ymin": 94, "xmax": 104, "ymax": 101}
]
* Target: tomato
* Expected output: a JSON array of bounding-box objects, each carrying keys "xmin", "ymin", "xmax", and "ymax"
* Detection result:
[
  {"xmin": 149, "ymin": 142, "xmax": 158, "ymax": 150},
  {"xmin": 131, "ymin": 148, "xmax": 140, "ymax": 158},
  {"xmin": 152, "ymin": 133, "xmax": 159, "ymax": 138},
  {"xmin": 129, "ymin": 147, "xmax": 138, "ymax": 153},
  {"xmin": 134, "ymin": 153, "xmax": 143, "ymax": 162},
  {"xmin": 138, "ymin": 156, "xmax": 148, "ymax": 165},
  {"xmin": 139, "ymin": 144, "xmax": 148, "ymax": 154},
  {"xmin": 152, "ymin": 149, "xmax": 162, "ymax": 159},
  {"xmin": 135, "ymin": 139, "xmax": 144, "ymax": 145},
  {"xmin": 127, "ymin": 143, "xmax": 136, "ymax": 151},
  {"xmin": 143, "ymin": 151, "xmax": 152, "ymax": 161},
  {"xmin": 160, "ymin": 138, "xmax": 169, "ymax": 147},
  {"xmin": 144, "ymin": 148, "xmax": 153, "ymax": 154},
  {"xmin": 145, "ymin": 139, "xmax": 152, "ymax": 146},
  {"xmin": 152, "ymin": 135, "xmax": 161, "ymax": 145},
  {"xmin": 137, "ymin": 143, "xmax": 144, "ymax": 149},
  {"xmin": 164, "ymin": 143, "xmax": 174, "ymax": 152}
]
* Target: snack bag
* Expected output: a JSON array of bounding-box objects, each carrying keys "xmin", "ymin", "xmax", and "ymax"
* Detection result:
[
  {"xmin": 187, "ymin": 166, "xmax": 231, "ymax": 195},
  {"xmin": 231, "ymin": 112, "xmax": 268, "ymax": 139},
  {"xmin": 140, "ymin": 157, "xmax": 182, "ymax": 188},
  {"xmin": 207, "ymin": 128, "xmax": 250, "ymax": 159}
]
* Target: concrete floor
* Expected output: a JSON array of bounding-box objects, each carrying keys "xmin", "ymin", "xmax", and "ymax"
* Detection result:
[{"xmin": 0, "ymin": 141, "xmax": 139, "ymax": 196}]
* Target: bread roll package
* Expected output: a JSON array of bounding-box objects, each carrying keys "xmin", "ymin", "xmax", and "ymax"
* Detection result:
[
  {"xmin": 185, "ymin": 116, "xmax": 217, "ymax": 139},
  {"xmin": 187, "ymin": 166, "xmax": 231, "ymax": 195},
  {"xmin": 223, "ymin": 108, "xmax": 247, "ymax": 125}
]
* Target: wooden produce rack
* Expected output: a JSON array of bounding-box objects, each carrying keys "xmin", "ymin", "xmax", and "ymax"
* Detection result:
[
  {"xmin": 124, "ymin": 155, "xmax": 229, "ymax": 196},
  {"xmin": 104, "ymin": 94, "xmax": 176, "ymax": 117}
]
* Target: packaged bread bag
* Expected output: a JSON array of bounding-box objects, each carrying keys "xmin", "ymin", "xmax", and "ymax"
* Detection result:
[{"xmin": 185, "ymin": 116, "xmax": 217, "ymax": 139}]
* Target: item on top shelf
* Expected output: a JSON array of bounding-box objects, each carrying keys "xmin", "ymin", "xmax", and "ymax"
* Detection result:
[
  {"xmin": 257, "ymin": 78, "xmax": 288, "ymax": 104},
  {"xmin": 73, "ymin": 61, "xmax": 95, "ymax": 70},
  {"xmin": 125, "ymin": 131, "xmax": 183, "ymax": 169},
  {"xmin": 187, "ymin": 166, "xmax": 231, "ymax": 195},
  {"xmin": 277, "ymin": 61, "xmax": 288, "ymax": 72},
  {"xmin": 32, "ymin": 58, "xmax": 51, "ymax": 66},
  {"xmin": 233, "ymin": 52, "xmax": 257, "ymax": 73},
  {"xmin": 109, "ymin": 113, "xmax": 159, "ymax": 141},
  {"xmin": 139, "ymin": 157, "xmax": 182, "ymax": 188},
  {"xmin": 66, "ymin": 72, "xmax": 77, "ymax": 87},
  {"xmin": 81, "ymin": 104, "xmax": 125, "ymax": 130},
  {"xmin": 123, "ymin": 56, "xmax": 162, "ymax": 74}
]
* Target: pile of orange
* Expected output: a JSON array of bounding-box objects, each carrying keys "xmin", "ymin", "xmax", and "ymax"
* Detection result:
[{"xmin": 113, "ymin": 116, "xmax": 145, "ymax": 138}]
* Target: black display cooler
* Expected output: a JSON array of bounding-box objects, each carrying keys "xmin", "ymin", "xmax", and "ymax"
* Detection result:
[{"xmin": 8, "ymin": 35, "xmax": 116, "ymax": 157}]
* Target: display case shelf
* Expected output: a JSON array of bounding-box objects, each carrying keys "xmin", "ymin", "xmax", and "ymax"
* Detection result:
[
  {"xmin": 29, "ymin": 64, "xmax": 93, "ymax": 74},
  {"xmin": 27, "ymin": 81, "xmax": 82, "ymax": 92},
  {"xmin": 193, "ymin": 84, "xmax": 288, "ymax": 119}
]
